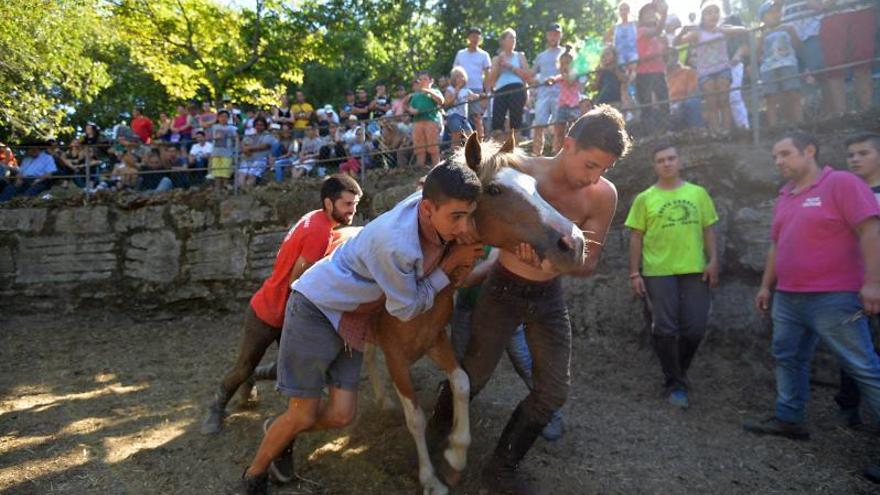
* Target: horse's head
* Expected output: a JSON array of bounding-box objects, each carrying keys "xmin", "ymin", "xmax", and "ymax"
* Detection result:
[{"xmin": 462, "ymin": 132, "xmax": 586, "ymax": 273}]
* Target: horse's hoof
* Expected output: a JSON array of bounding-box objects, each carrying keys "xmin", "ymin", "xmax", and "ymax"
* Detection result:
[
  {"xmin": 438, "ymin": 457, "xmax": 463, "ymax": 488},
  {"xmin": 200, "ymin": 408, "xmax": 224, "ymax": 435}
]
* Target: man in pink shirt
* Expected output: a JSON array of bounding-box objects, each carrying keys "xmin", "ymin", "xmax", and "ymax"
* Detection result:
[{"xmin": 743, "ymin": 132, "xmax": 880, "ymax": 481}]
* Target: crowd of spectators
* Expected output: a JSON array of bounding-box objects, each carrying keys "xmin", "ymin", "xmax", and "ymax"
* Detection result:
[{"xmin": 0, "ymin": 0, "xmax": 876, "ymax": 202}]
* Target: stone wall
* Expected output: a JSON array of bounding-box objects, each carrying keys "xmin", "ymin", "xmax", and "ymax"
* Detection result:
[{"xmin": 0, "ymin": 133, "xmax": 862, "ymax": 340}]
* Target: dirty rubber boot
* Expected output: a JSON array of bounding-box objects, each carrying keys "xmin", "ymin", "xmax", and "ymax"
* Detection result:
[
  {"xmin": 653, "ymin": 334, "xmax": 687, "ymax": 407},
  {"xmin": 678, "ymin": 336, "xmax": 703, "ymax": 384},
  {"xmin": 482, "ymin": 404, "xmax": 544, "ymax": 495},
  {"xmin": 864, "ymin": 463, "xmax": 880, "ymax": 483},
  {"xmin": 201, "ymin": 386, "xmax": 233, "ymax": 435},
  {"xmin": 252, "ymin": 362, "xmax": 276, "ymax": 382},
  {"xmin": 240, "ymin": 469, "xmax": 269, "ymax": 495},
  {"xmin": 427, "ymin": 380, "xmax": 455, "ymax": 450}
]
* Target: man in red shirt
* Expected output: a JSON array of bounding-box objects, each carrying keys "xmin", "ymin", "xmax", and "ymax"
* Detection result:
[
  {"xmin": 130, "ymin": 107, "xmax": 154, "ymax": 145},
  {"xmin": 201, "ymin": 174, "xmax": 362, "ymax": 438}
]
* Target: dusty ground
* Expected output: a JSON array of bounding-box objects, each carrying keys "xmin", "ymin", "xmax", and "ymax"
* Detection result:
[{"xmin": 1, "ymin": 309, "xmax": 878, "ymax": 495}]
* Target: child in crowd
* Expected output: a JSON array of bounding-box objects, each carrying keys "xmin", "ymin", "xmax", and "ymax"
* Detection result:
[
  {"xmin": 188, "ymin": 130, "xmax": 213, "ymax": 184},
  {"xmin": 677, "ymin": 1, "xmax": 746, "ymax": 131},
  {"xmin": 636, "ymin": 0, "xmax": 670, "ymax": 133},
  {"xmin": 444, "ymin": 66, "xmax": 475, "ymax": 149},
  {"xmin": 757, "ymin": 1, "xmax": 803, "ymax": 127},
  {"xmin": 294, "ymin": 125, "xmax": 324, "ymax": 178},
  {"xmin": 552, "ymin": 45, "xmax": 582, "ymax": 152},
  {"xmin": 406, "ymin": 70, "xmax": 444, "ymax": 167},
  {"xmin": 237, "ymin": 117, "xmax": 276, "ymax": 189},
  {"xmin": 391, "ymin": 85, "xmax": 408, "ymax": 117},
  {"xmin": 110, "ymin": 151, "xmax": 139, "ymax": 191},
  {"xmin": 606, "ymin": 2, "xmax": 639, "ymax": 113},
  {"xmin": 209, "ymin": 110, "xmax": 238, "ymax": 191},
  {"xmin": 593, "ymin": 46, "xmax": 625, "ymax": 108}
]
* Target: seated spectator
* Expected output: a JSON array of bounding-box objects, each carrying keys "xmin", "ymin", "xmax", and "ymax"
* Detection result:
[
  {"xmin": 160, "ymin": 143, "xmax": 191, "ymax": 189},
  {"xmin": 666, "ymin": 54, "xmax": 703, "ymax": 130},
  {"xmin": 271, "ymin": 125, "xmax": 300, "ymax": 182},
  {"xmin": 294, "ymin": 125, "xmax": 324, "ymax": 178},
  {"xmin": 110, "ymin": 151, "xmax": 139, "ymax": 191},
  {"xmin": 0, "ymin": 142, "xmax": 57, "ymax": 202},
  {"xmin": 188, "ymin": 130, "xmax": 213, "ymax": 185},
  {"xmin": 315, "ymin": 109, "xmax": 332, "ymax": 137},
  {"xmin": 171, "ymin": 105, "xmax": 193, "ymax": 149},
  {"xmin": 322, "ymin": 104, "xmax": 340, "ymax": 124},
  {"xmin": 55, "ymin": 139, "xmax": 88, "ymax": 188},
  {"xmin": 0, "ymin": 142, "xmax": 18, "ymax": 190},
  {"xmin": 157, "ymin": 112, "xmax": 173, "ymax": 142},
  {"xmin": 131, "ymin": 107, "xmax": 154, "ymax": 145},
  {"xmin": 198, "ymin": 101, "xmax": 217, "ymax": 132},
  {"xmin": 272, "ymin": 94, "xmax": 293, "ymax": 126},
  {"xmin": 237, "ymin": 116, "xmax": 276, "ymax": 189},
  {"xmin": 318, "ymin": 122, "xmax": 348, "ymax": 170},
  {"xmin": 138, "ymin": 149, "xmax": 173, "ymax": 193}
]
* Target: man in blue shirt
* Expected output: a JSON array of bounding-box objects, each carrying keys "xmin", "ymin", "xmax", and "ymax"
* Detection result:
[
  {"xmin": 240, "ymin": 160, "xmax": 485, "ymax": 494},
  {"xmin": 0, "ymin": 143, "xmax": 57, "ymax": 202}
]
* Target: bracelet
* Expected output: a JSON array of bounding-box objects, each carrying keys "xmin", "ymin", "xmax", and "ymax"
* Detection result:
[{"xmin": 629, "ymin": 272, "xmax": 641, "ymax": 279}]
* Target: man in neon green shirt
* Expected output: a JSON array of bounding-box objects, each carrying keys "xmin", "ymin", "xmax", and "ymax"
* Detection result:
[{"xmin": 625, "ymin": 143, "xmax": 719, "ymax": 408}]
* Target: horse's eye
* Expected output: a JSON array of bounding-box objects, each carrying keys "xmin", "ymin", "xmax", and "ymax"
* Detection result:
[{"xmin": 485, "ymin": 184, "xmax": 503, "ymax": 196}]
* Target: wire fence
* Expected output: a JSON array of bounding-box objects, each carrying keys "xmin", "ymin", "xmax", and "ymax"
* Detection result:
[{"xmin": 1, "ymin": 4, "xmax": 877, "ymax": 202}]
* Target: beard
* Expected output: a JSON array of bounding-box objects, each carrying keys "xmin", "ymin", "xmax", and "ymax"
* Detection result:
[{"xmin": 331, "ymin": 207, "xmax": 353, "ymax": 225}]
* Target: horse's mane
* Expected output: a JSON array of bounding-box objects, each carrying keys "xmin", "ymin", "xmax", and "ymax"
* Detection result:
[{"xmin": 449, "ymin": 137, "xmax": 527, "ymax": 184}]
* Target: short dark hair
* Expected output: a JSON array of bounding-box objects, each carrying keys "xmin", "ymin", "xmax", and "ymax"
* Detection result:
[
  {"xmin": 217, "ymin": 109, "xmax": 230, "ymax": 117},
  {"xmin": 253, "ymin": 116, "xmax": 268, "ymax": 127},
  {"xmin": 652, "ymin": 142, "xmax": 676, "ymax": 160},
  {"xmin": 567, "ymin": 104, "xmax": 632, "ymax": 159},
  {"xmin": 779, "ymin": 130, "xmax": 819, "ymax": 160},
  {"xmin": 195, "ymin": 130, "xmax": 205, "ymax": 136},
  {"xmin": 321, "ymin": 174, "xmax": 362, "ymax": 205},
  {"xmin": 423, "ymin": 161, "xmax": 481, "ymax": 204},
  {"xmin": 845, "ymin": 132, "xmax": 880, "ymax": 152}
]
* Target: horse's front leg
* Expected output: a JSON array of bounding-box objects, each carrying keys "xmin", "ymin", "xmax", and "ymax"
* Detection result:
[
  {"xmin": 384, "ymin": 349, "xmax": 448, "ymax": 495},
  {"xmin": 427, "ymin": 331, "xmax": 471, "ymax": 487}
]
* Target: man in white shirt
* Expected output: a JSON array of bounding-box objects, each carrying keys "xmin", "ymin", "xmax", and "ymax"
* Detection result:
[
  {"xmin": 453, "ymin": 27, "xmax": 492, "ymax": 137},
  {"xmin": 0, "ymin": 143, "xmax": 57, "ymax": 201}
]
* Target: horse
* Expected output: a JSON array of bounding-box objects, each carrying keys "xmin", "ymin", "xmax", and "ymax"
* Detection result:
[{"xmin": 369, "ymin": 131, "xmax": 587, "ymax": 495}]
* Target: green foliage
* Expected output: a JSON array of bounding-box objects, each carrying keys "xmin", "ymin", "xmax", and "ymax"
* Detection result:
[{"xmin": 0, "ymin": 0, "xmax": 112, "ymax": 140}]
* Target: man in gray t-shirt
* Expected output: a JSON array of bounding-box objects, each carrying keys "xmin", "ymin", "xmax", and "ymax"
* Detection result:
[
  {"xmin": 531, "ymin": 23, "xmax": 563, "ymax": 155},
  {"xmin": 453, "ymin": 27, "xmax": 492, "ymax": 136}
]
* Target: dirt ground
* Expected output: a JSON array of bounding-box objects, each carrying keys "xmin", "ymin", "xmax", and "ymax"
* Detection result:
[{"xmin": 1, "ymin": 309, "xmax": 878, "ymax": 495}]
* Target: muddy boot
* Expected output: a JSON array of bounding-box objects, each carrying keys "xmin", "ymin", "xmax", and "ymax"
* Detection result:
[
  {"xmin": 427, "ymin": 380, "xmax": 455, "ymax": 450},
  {"xmin": 240, "ymin": 469, "xmax": 268, "ymax": 495},
  {"xmin": 201, "ymin": 386, "xmax": 233, "ymax": 435},
  {"xmin": 252, "ymin": 362, "xmax": 276, "ymax": 382},
  {"xmin": 482, "ymin": 404, "xmax": 544, "ymax": 495}
]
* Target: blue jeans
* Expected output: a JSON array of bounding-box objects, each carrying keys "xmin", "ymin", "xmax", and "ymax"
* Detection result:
[{"xmin": 771, "ymin": 291, "xmax": 880, "ymax": 424}]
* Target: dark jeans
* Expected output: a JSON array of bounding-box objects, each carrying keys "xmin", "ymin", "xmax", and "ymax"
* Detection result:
[
  {"xmin": 643, "ymin": 274, "xmax": 711, "ymax": 340},
  {"xmin": 462, "ymin": 264, "xmax": 571, "ymax": 425},
  {"xmin": 0, "ymin": 179, "xmax": 51, "ymax": 202},
  {"xmin": 492, "ymin": 83, "xmax": 526, "ymax": 132},
  {"xmin": 836, "ymin": 315, "xmax": 880, "ymax": 411},
  {"xmin": 635, "ymin": 72, "xmax": 669, "ymax": 134}
]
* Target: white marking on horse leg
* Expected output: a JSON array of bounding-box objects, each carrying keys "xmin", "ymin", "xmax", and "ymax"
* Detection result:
[
  {"xmin": 443, "ymin": 367, "xmax": 471, "ymax": 472},
  {"xmin": 394, "ymin": 386, "xmax": 448, "ymax": 495}
]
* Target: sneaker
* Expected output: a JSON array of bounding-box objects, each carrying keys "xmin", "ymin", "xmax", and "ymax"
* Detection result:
[
  {"xmin": 262, "ymin": 417, "xmax": 295, "ymax": 483},
  {"xmin": 240, "ymin": 469, "xmax": 268, "ymax": 495},
  {"xmin": 668, "ymin": 389, "xmax": 689, "ymax": 409},
  {"xmin": 540, "ymin": 410, "xmax": 565, "ymax": 442},
  {"xmin": 742, "ymin": 416, "xmax": 810, "ymax": 441}
]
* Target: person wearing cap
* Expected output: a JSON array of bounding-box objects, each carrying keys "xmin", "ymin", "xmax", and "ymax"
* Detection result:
[
  {"xmin": 454, "ymin": 27, "xmax": 492, "ymax": 137},
  {"xmin": 322, "ymin": 104, "xmax": 339, "ymax": 125},
  {"xmin": 530, "ymin": 22, "xmax": 563, "ymax": 155},
  {"xmin": 0, "ymin": 142, "xmax": 57, "ymax": 202}
]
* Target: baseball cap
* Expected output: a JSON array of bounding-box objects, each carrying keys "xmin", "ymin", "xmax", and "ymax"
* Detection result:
[
  {"xmin": 467, "ymin": 27, "xmax": 482, "ymax": 35},
  {"xmin": 547, "ymin": 22, "xmax": 562, "ymax": 32},
  {"xmin": 758, "ymin": 0, "xmax": 774, "ymax": 20},
  {"xmin": 323, "ymin": 104, "xmax": 334, "ymax": 113}
]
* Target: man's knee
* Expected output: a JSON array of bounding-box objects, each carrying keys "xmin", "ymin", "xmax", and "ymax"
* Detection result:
[
  {"xmin": 323, "ymin": 404, "xmax": 356, "ymax": 428},
  {"xmin": 282, "ymin": 400, "xmax": 319, "ymax": 431}
]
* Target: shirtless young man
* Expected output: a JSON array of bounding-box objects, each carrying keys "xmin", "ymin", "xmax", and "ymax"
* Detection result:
[{"xmin": 431, "ymin": 105, "xmax": 632, "ymax": 494}]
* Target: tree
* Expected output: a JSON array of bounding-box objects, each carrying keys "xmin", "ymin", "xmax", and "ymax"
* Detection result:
[{"xmin": 0, "ymin": 0, "xmax": 112, "ymax": 140}]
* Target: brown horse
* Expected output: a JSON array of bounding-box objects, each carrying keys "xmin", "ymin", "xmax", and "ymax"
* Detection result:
[{"xmin": 370, "ymin": 132, "xmax": 587, "ymax": 494}]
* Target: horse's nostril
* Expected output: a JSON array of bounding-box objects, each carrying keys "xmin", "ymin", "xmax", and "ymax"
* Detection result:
[{"xmin": 557, "ymin": 237, "xmax": 572, "ymax": 253}]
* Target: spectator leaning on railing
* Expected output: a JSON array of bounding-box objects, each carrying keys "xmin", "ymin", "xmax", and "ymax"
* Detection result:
[{"xmin": 0, "ymin": 142, "xmax": 57, "ymax": 202}]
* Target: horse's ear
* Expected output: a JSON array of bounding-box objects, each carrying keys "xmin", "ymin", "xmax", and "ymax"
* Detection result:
[
  {"xmin": 464, "ymin": 131, "xmax": 481, "ymax": 172},
  {"xmin": 499, "ymin": 130, "xmax": 516, "ymax": 153}
]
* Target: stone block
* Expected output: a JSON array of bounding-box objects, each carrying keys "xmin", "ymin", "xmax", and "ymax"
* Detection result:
[
  {"xmin": 0, "ymin": 244, "xmax": 14, "ymax": 280},
  {"xmin": 248, "ymin": 229, "xmax": 288, "ymax": 280},
  {"xmin": 54, "ymin": 206, "xmax": 110, "ymax": 234},
  {"xmin": 186, "ymin": 230, "xmax": 248, "ymax": 281},
  {"xmin": 16, "ymin": 234, "xmax": 117, "ymax": 284},
  {"xmin": 169, "ymin": 204, "xmax": 215, "ymax": 230},
  {"xmin": 125, "ymin": 231, "xmax": 180, "ymax": 283},
  {"xmin": 219, "ymin": 196, "xmax": 272, "ymax": 225},
  {"xmin": 115, "ymin": 206, "xmax": 167, "ymax": 232},
  {"xmin": 730, "ymin": 202, "xmax": 774, "ymax": 272},
  {"xmin": 0, "ymin": 208, "xmax": 48, "ymax": 232}
]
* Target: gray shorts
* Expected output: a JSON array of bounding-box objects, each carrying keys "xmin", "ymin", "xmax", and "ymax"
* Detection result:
[
  {"xmin": 276, "ymin": 291, "xmax": 363, "ymax": 398},
  {"xmin": 468, "ymin": 96, "xmax": 485, "ymax": 117},
  {"xmin": 761, "ymin": 66, "xmax": 801, "ymax": 96}
]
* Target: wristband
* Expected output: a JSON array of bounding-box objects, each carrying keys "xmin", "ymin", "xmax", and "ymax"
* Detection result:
[{"xmin": 629, "ymin": 272, "xmax": 641, "ymax": 279}]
